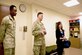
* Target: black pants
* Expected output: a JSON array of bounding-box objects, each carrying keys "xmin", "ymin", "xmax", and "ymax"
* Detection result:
[{"xmin": 57, "ymin": 42, "xmax": 64, "ymax": 55}]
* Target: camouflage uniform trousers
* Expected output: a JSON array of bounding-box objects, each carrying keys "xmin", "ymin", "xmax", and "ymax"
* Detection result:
[{"xmin": 33, "ymin": 44, "xmax": 46, "ymax": 55}]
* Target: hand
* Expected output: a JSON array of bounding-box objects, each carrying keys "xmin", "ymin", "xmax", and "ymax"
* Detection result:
[
  {"xmin": 43, "ymin": 30, "xmax": 46, "ymax": 35},
  {"xmin": 40, "ymin": 30, "xmax": 46, "ymax": 35},
  {"xmin": 40, "ymin": 30, "xmax": 44, "ymax": 35},
  {"xmin": 60, "ymin": 37, "xmax": 64, "ymax": 40},
  {"xmin": 64, "ymin": 38, "xmax": 67, "ymax": 41},
  {"xmin": 60, "ymin": 37, "xmax": 66, "ymax": 40},
  {"xmin": 63, "ymin": 37, "xmax": 67, "ymax": 40},
  {"xmin": 62, "ymin": 39, "xmax": 64, "ymax": 42}
]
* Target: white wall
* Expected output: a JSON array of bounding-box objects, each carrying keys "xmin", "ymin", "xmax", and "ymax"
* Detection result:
[
  {"xmin": 32, "ymin": 4, "xmax": 70, "ymax": 46},
  {"xmin": 79, "ymin": 16, "xmax": 82, "ymax": 49},
  {"xmin": 0, "ymin": 0, "xmax": 32, "ymax": 55}
]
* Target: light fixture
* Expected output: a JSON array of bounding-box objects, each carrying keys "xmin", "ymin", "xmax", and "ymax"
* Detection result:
[
  {"xmin": 63, "ymin": 0, "xmax": 80, "ymax": 7},
  {"xmin": 79, "ymin": 12, "xmax": 82, "ymax": 15}
]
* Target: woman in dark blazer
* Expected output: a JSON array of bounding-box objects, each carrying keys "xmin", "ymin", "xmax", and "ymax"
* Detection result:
[{"xmin": 56, "ymin": 22, "xmax": 66, "ymax": 55}]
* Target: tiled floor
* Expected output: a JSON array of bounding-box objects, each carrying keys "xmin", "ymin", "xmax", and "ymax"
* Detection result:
[{"xmin": 64, "ymin": 47, "xmax": 82, "ymax": 55}]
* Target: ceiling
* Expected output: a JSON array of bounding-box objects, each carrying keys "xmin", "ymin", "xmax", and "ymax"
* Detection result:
[{"xmin": 19, "ymin": 0, "xmax": 82, "ymax": 17}]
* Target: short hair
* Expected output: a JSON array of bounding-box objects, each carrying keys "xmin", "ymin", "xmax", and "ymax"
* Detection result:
[
  {"xmin": 37, "ymin": 12, "xmax": 43, "ymax": 17},
  {"xmin": 10, "ymin": 5, "xmax": 16, "ymax": 11}
]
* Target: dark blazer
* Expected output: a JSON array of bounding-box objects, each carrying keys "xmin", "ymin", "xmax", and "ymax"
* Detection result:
[{"xmin": 56, "ymin": 29, "xmax": 64, "ymax": 43}]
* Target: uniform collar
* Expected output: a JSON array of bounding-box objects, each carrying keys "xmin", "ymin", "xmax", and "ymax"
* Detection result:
[
  {"xmin": 9, "ymin": 15, "xmax": 15, "ymax": 21},
  {"xmin": 37, "ymin": 19, "xmax": 42, "ymax": 24}
]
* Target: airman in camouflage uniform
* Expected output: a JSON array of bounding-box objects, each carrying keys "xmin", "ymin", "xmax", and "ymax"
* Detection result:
[
  {"xmin": 0, "ymin": 5, "xmax": 17, "ymax": 55},
  {"xmin": 32, "ymin": 12, "xmax": 46, "ymax": 55}
]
